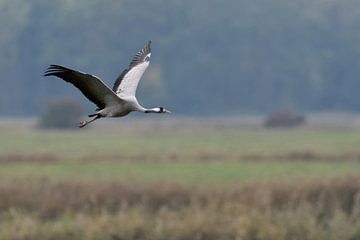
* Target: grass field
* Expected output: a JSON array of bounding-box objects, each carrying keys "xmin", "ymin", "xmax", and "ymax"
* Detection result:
[
  {"xmin": 2, "ymin": 118, "xmax": 360, "ymax": 239},
  {"xmin": 1, "ymin": 161, "xmax": 360, "ymax": 185}
]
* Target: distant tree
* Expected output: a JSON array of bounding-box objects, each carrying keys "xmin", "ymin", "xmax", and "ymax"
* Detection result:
[
  {"xmin": 39, "ymin": 98, "xmax": 83, "ymax": 129},
  {"xmin": 3, "ymin": 0, "xmax": 360, "ymax": 115}
]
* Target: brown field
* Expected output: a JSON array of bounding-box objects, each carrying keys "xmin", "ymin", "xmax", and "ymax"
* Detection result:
[
  {"xmin": 1, "ymin": 117, "xmax": 360, "ymax": 239},
  {"xmin": 0, "ymin": 177, "xmax": 360, "ymax": 240}
]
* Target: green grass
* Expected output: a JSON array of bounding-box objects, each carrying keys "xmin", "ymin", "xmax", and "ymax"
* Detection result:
[
  {"xmin": 1, "ymin": 161, "xmax": 359, "ymax": 184},
  {"xmin": 2, "ymin": 123, "xmax": 360, "ymax": 184},
  {"xmin": 3, "ymin": 121, "xmax": 360, "ymax": 239},
  {"xmin": 3, "ymin": 127, "xmax": 360, "ymax": 158}
]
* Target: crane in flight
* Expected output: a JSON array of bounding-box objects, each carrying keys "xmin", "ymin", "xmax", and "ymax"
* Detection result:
[{"xmin": 44, "ymin": 41, "xmax": 170, "ymax": 128}]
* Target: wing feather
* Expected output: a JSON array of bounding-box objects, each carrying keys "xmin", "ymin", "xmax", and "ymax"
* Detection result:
[
  {"xmin": 112, "ymin": 41, "xmax": 152, "ymax": 97},
  {"xmin": 44, "ymin": 65, "xmax": 121, "ymax": 109}
]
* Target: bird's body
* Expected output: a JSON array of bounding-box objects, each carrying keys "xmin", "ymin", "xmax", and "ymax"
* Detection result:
[{"xmin": 44, "ymin": 41, "xmax": 170, "ymax": 127}]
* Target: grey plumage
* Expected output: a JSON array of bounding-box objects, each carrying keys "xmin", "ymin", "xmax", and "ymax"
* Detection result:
[
  {"xmin": 112, "ymin": 41, "xmax": 152, "ymax": 93},
  {"xmin": 44, "ymin": 41, "xmax": 170, "ymax": 128}
]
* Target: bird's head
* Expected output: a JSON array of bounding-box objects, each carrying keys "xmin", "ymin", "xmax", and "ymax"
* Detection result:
[{"xmin": 157, "ymin": 107, "xmax": 171, "ymax": 113}]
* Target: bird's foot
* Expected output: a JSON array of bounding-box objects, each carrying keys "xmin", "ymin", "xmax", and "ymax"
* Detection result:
[{"xmin": 79, "ymin": 120, "xmax": 88, "ymax": 128}]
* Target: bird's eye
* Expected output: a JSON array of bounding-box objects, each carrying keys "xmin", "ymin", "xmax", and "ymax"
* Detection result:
[{"xmin": 145, "ymin": 56, "xmax": 150, "ymax": 62}]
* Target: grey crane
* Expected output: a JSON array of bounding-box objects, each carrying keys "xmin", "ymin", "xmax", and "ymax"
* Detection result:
[{"xmin": 44, "ymin": 41, "xmax": 170, "ymax": 128}]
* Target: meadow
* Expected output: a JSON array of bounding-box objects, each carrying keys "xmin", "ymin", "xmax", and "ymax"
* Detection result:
[{"xmin": 1, "ymin": 117, "xmax": 360, "ymax": 239}]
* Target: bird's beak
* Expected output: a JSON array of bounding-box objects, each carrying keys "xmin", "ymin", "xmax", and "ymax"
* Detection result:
[{"xmin": 164, "ymin": 109, "xmax": 171, "ymax": 113}]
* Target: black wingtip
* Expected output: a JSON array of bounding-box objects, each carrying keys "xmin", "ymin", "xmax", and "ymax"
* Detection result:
[
  {"xmin": 44, "ymin": 65, "xmax": 57, "ymax": 77},
  {"xmin": 44, "ymin": 65, "xmax": 54, "ymax": 76},
  {"xmin": 146, "ymin": 41, "xmax": 151, "ymax": 52},
  {"xmin": 44, "ymin": 64, "xmax": 67, "ymax": 77}
]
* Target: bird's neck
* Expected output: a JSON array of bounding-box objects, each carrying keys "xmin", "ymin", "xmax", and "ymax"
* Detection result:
[
  {"xmin": 132, "ymin": 100, "xmax": 161, "ymax": 113},
  {"xmin": 144, "ymin": 107, "xmax": 161, "ymax": 113}
]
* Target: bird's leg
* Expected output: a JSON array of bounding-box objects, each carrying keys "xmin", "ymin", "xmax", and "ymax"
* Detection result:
[{"xmin": 79, "ymin": 115, "xmax": 101, "ymax": 128}]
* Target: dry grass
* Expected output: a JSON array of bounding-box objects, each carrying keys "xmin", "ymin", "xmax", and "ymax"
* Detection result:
[
  {"xmin": 0, "ymin": 177, "xmax": 360, "ymax": 239},
  {"xmin": 2, "ymin": 119, "xmax": 360, "ymax": 239},
  {"xmin": 3, "ymin": 149, "xmax": 360, "ymax": 165},
  {"xmin": 0, "ymin": 153, "xmax": 58, "ymax": 163}
]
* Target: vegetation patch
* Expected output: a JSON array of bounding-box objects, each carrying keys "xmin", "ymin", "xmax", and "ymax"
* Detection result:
[{"xmin": 0, "ymin": 177, "xmax": 359, "ymax": 239}]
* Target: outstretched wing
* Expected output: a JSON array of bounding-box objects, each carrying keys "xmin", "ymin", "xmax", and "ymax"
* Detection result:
[
  {"xmin": 45, "ymin": 65, "xmax": 121, "ymax": 109},
  {"xmin": 112, "ymin": 41, "xmax": 152, "ymax": 97}
]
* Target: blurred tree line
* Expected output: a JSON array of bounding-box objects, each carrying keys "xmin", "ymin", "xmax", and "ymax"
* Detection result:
[{"xmin": 1, "ymin": 0, "xmax": 360, "ymax": 116}]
